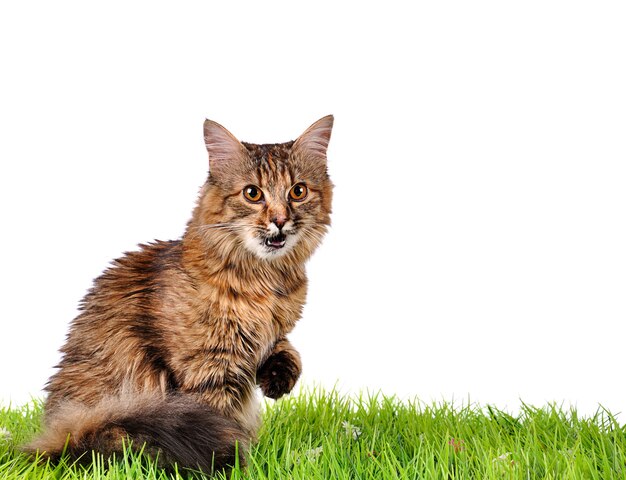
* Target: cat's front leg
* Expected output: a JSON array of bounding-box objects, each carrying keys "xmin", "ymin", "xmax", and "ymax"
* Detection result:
[{"xmin": 257, "ymin": 338, "xmax": 302, "ymax": 399}]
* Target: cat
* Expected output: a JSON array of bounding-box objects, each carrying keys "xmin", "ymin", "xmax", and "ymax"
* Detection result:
[{"xmin": 26, "ymin": 115, "xmax": 334, "ymax": 474}]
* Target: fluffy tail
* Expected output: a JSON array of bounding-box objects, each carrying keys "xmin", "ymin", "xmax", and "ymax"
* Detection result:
[{"xmin": 25, "ymin": 393, "xmax": 246, "ymax": 474}]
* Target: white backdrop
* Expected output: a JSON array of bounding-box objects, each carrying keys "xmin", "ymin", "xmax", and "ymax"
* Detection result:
[{"xmin": 1, "ymin": 1, "xmax": 625, "ymax": 418}]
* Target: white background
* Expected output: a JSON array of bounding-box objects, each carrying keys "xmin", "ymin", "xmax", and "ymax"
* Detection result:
[{"xmin": 1, "ymin": 1, "xmax": 625, "ymax": 418}]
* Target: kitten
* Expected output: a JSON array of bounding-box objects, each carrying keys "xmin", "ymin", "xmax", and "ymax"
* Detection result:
[{"xmin": 26, "ymin": 115, "xmax": 334, "ymax": 474}]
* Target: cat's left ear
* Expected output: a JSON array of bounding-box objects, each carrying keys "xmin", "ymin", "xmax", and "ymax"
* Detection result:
[
  {"xmin": 292, "ymin": 115, "xmax": 334, "ymax": 163},
  {"xmin": 203, "ymin": 119, "xmax": 248, "ymax": 178}
]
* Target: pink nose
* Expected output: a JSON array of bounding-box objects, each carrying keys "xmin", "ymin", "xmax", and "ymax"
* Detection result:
[{"xmin": 271, "ymin": 215, "xmax": 287, "ymax": 229}]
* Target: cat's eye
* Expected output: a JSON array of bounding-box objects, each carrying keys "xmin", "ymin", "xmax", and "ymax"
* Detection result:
[
  {"xmin": 288, "ymin": 183, "xmax": 308, "ymax": 202},
  {"xmin": 243, "ymin": 185, "xmax": 264, "ymax": 203}
]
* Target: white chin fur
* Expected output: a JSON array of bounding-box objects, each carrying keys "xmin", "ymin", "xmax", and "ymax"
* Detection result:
[{"xmin": 242, "ymin": 229, "xmax": 299, "ymax": 260}]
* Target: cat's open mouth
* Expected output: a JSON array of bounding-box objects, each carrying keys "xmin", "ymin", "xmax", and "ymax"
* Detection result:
[{"xmin": 264, "ymin": 233, "xmax": 287, "ymax": 250}]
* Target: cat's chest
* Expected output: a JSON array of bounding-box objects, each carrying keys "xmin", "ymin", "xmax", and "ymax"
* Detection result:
[
  {"xmin": 196, "ymin": 279, "xmax": 307, "ymax": 337},
  {"xmin": 162, "ymin": 267, "xmax": 307, "ymax": 359},
  {"xmin": 185, "ymin": 281, "xmax": 306, "ymax": 367}
]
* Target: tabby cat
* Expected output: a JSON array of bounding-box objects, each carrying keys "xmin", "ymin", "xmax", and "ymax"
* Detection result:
[{"xmin": 26, "ymin": 115, "xmax": 334, "ymax": 474}]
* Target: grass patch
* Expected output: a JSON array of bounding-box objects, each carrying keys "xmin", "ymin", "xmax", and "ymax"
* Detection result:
[{"xmin": 1, "ymin": 389, "xmax": 625, "ymax": 479}]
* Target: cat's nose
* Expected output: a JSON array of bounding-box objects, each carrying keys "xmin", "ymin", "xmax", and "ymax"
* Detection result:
[{"xmin": 271, "ymin": 215, "xmax": 287, "ymax": 230}]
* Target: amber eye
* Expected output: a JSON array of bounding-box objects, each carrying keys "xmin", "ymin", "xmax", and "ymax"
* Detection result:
[
  {"xmin": 243, "ymin": 185, "xmax": 264, "ymax": 203},
  {"xmin": 289, "ymin": 183, "xmax": 308, "ymax": 201}
]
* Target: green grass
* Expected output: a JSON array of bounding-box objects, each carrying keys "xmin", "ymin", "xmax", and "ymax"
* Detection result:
[{"xmin": 1, "ymin": 389, "xmax": 625, "ymax": 479}]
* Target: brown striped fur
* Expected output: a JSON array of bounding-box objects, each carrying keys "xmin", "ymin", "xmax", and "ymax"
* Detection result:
[{"xmin": 26, "ymin": 115, "xmax": 334, "ymax": 474}]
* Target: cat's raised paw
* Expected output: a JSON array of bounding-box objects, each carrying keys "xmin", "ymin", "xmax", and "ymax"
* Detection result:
[{"xmin": 257, "ymin": 351, "xmax": 301, "ymax": 399}]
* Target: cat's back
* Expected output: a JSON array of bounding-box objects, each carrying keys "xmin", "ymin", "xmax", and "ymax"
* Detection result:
[
  {"xmin": 46, "ymin": 239, "xmax": 190, "ymax": 409},
  {"xmin": 75, "ymin": 239, "xmax": 187, "ymax": 325}
]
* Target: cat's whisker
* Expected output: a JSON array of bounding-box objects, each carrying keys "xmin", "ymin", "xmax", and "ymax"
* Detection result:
[
  {"xmin": 197, "ymin": 222, "xmax": 240, "ymax": 230},
  {"xmin": 301, "ymin": 229, "xmax": 327, "ymax": 247}
]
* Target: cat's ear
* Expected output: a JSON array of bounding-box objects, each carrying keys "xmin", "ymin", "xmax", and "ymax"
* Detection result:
[
  {"xmin": 292, "ymin": 115, "xmax": 334, "ymax": 161},
  {"xmin": 203, "ymin": 119, "xmax": 247, "ymax": 177}
]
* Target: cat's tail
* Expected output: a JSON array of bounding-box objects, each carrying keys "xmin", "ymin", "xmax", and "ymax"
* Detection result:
[{"xmin": 24, "ymin": 393, "xmax": 247, "ymax": 474}]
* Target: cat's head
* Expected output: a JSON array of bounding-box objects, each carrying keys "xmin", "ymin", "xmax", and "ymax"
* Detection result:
[{"xmin": 192, "ymin": 115, "xmax": 334, "ymax": 262}]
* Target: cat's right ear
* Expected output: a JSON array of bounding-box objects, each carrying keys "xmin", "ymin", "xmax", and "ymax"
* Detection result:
[
  {"xmin": 292, "ymin": 115, "xmax": 334, "ymax": 161},
  {"xmin": 203, "ymin": 119, "xmax": 247, "ymax": 177}
]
